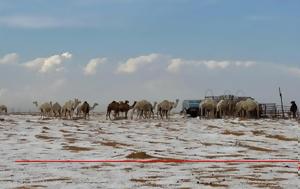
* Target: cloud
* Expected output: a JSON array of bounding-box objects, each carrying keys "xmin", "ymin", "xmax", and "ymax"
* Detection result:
[
  {"xmin": 84, "ymin": 58, "xmax": 107, "ymax": 75},
  {"xmin": 166, "ymin": 58, "xmax": 187, "ymax": 73},
  {"xmin": 0, "ymin": 88, "xmax": 8, "ymax": 97},
  {"xmin": 284, "ymin": 66, "xmax": 300, "ymax": 77},
  {"xmin": 23, "ymin": 52, "xmax": 72, "ymax": 73},
  {"xmin": 167, "ymin": 59, "xmax": 256, "ymax": 73},
  {"xmin": 49, "ymin": 79, "xmax": 67, "ymax": 91},
  {"xmin": 116, "ymin": 53, "xmax": 160, "ymax": 74},
  {"xmin": 0, "ymin": 15, "xmax": 84, "ymax": 29},
  {"xmin": 0, "ymin": 53, "xmax": 19, "ymax": 64}
]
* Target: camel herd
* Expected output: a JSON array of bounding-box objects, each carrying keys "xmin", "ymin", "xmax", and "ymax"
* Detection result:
[
  {"xmin": 199, "ymin": 97, "xmax": 260, "ymax": 118},
  {"xmin": 0, "ymin": 98, "xmax": 178, "ymax": 120},
  {"xmin": 0, "ymin": 98, "xmax": 180, "ymax": 120},
  {"xmin": 0, "ymin": 97, "xmax": 261, "ymax": 120},
  {"xmin": 106, "ymin": 99, "xmax": 179, "ymax": 120},
  {"xmin": 32, "ymin": 99, "xmax": 98, "ymax": 119}
]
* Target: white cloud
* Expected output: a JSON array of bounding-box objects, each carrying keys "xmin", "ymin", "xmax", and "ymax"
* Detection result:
[
  {"xmin": 0, "ymin": 53, "xmax": 19, "ymax": 64},
  {"xmin": 0, "ymin": 15, "xmax": 84, "ymax": 29},
  {"xmin": 167, "ymin": 58, "xmax": 256, "ymax": 73},
  {"xmin": 23, "ymin": 52, "xmax": 72, "ymax": 73},
  {"xmin": 166, "ymin": 58, "xmax": 187, "ymax": 73},
  {"xmin": 84, "ymin": 58, "xmax": 107, "ymax": 75},
  {"xmin": 49, "ymin": 79, "xmax": 66, "ymax": 91},
  {"xmin": 286, "ymin": 66, "xmax": 300, "ymax": 77},
  {"xmin": 203, "ymin": 60, "xmax": 230, "ymax": 69},
  {"xmin": 116, "ymin": 53, "xmax": 160, "ymax": 74},
  {"xmin": 0, "ymin": 88, "xmax": 8, "ymax": 97}
]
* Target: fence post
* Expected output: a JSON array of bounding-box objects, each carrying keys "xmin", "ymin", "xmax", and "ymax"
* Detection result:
[{"xmin": 279, "ymin": 87, "xmax": 285, "ymax": 118}]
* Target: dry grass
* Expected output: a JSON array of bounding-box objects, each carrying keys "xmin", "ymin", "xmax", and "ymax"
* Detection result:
[
  {"xmin": 239, "ymin": 143, "xmax": 275, "ymax": 152},
  {"xmin": 34, "ymin": 177, "xmax": 71, "ymax": 183},
  {"xmin": 13, "ymin": 185, "xmax": 47, "ymax": 189},
  {"xmin": 99, "ymin": 141, "xmax": 131, "ymax": 148},
  {"xmin": 251, "ymin": 130, "xmax": 266, "ymax": 136},
  {"xmin": 62, "ymin": 145, "xmax": 94, "ymax": 152},
  {"xmin": 222, "ymin": 130, "xmax": 245, "ymax": 136},
  {"xmin": 35, "ymin": 134, "xmax": 58, "ymax": 140},
  {"xmin": 126, "ymin": 152, "xmax": 157, "ymax": 159},
  {"xmin": 265, "ymin": 134, "xmax": 298, "ymax": 141}
]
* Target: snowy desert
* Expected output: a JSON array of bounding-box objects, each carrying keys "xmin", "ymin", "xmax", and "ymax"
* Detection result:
[{"xmin": 0, "ymin": 114, "xmax": 299, "ymax": 189}]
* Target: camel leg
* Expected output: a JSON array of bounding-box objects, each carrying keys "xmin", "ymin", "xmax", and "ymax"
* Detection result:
[
  {"xmin": 106, "ymin": 110, "xmax": 108, "ymax": 120},
  {"xmin": 124, "ymin": 111, "xmax": 127, "ymax": 119},
  {"xmin": 109, "ymin": 111, "xmax": 112, "ymax": 120},
  {"xmin": 130, "ymin": 108, "xmax": 135, "ymax": 120},
  {"xmin": 159, "ymin": 109, "xmax": 163, "ymax": 119}
]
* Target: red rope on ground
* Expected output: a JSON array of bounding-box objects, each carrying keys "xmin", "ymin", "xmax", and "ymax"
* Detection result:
[{"xmin": 15, "ymin": 159, "xmax": 300, "ymax": 163}]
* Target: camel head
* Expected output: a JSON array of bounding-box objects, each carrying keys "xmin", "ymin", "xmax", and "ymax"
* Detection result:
[
  {"xmin": 173, "ymin": 99, "xmax": 179, "ymax": 108},
  {"xmin": 92, "ymin": 103, "xmax": 99, "ymax": 109},
  {"xmin": 33, "ymin": 101, "xmax": 38, "ymax": 107},
  {"xmin": 130, "ymin": 101, "xmax": 137, "ymax": 109},
  {"xmin": 73, "ymin": 99, "xmax": 81, "ymax": 109}
]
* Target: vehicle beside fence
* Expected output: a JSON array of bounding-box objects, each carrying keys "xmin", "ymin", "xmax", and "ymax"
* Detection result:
[{"xmin": 181, "ymin": 100, "xmax": 201, "ymax": 117}]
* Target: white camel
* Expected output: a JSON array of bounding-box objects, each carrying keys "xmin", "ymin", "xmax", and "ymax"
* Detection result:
[
  {"xmin": 33, "ymin": 101, "xmax": 53, "ymax": 118},
  {"xmin": 235, "ymin": 101, "xmax": 244, "ymax": 117},
  {"xmin": 0, "ymin": 105, "xmax": 8, "ymax": 114},
  {"xmin": 157, "ymin": 99, "xmax": 179, "ymax": 119},
  {"xmin": 52, "ymin": 102, "xmax": 62, "ymax": 118},
  {"xmin": 143, "ymin": 101, "xmax": 157, "ymax": 119},
  {"xmin": 131, "ymin": 100, "xmax": 155, "ymax": 119},
  {"xmin": 217, "ymin": 100, "xmax": 227, "ymax": 118},
  {"xmin": 217, "ymin": 99, "xmax": 237, "ymax": 118},
  {"xmin": 199, "ymin": 99, "xmax": 217, "ymax": 118},
  {"xmin": 62, "ymin": 98, "xmax": 81, "ymax": 119},
  {"xmin": 241, "ymin": 98, "xmax": 260, "ymax": 119}
]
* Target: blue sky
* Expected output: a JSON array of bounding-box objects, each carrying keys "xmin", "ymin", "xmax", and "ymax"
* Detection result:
[{"xmin": 0, "ymin": 0, "xmax": 299, "ymax": 111}]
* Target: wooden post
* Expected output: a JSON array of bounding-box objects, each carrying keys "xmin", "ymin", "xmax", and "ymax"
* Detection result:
[{"xmin": 279, "ymin": 87, "xmax": 285, "ymax": 118}]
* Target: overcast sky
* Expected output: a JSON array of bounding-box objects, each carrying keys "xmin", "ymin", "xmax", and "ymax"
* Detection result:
[{"xmin": 0, "ymin": 0, "xmax": 299, "ymax": 111}]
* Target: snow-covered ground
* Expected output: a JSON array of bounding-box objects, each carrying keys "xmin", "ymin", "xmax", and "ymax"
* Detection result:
[{"xmin": 0, "ymin": 114, "xmax": 299, "ymax": 189}]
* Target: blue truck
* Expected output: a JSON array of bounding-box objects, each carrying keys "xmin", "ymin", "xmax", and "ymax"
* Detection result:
[{"xmin": 181, "ymin": 100, "xmax": 201, "ymax": 117}]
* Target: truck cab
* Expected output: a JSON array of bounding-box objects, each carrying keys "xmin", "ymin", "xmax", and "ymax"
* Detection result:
[{"xmin": 182, "ymin": 100, "xmax": 201, "ymax": 117}]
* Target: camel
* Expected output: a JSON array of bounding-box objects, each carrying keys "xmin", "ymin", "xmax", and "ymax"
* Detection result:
[
  {"xmin": 241, "ymin": 98, "xmax": 260, "ymax": 119},
  {"xmin": 217, "ymin": 100, "xmax": 228, "ymax": 118},
  {"xmin": 199, "ymin": 99, "xmax": 217, "ymax": 118},
  {"xmin": 77, "ymin": 102, "xmax": 99, "ymax": 119},
  {"xmin": 142, "ymin": 101, "xmax": 157, "ymax": 119},
  {"xmin": 0, "ymin": 105, "xmax": 7, "ymax": 114},
  {"xmin": 157, "ymin": 99, "xmax": 179, "ymax": 119},
  {"xmin": 52, "ymin": 102, "xmax": 62, "ymax": 118},
  {"xmin": 235, "ymin": 101, "xmax": 244, "ymax": 117},
  {"xmin": 33, "ymin": 101, "xmax": 53, "ymax": 118},
  {"xmin": 217, "ymin": 99, "xmax": 237, "ymax": 118},
  {"xmin": 106, "ymin": 101, "xmax": 120, "ymax": 120},
  {"xmin": 131, "ymin": 100, "xmax": 156, "ymax": 119},
  {"xmin": 118, "ymin": 101, "xmax": 137, "ymax": 119},
  {"xmin": 62, "ymin": 98, "xmax": 81, "ymax": 119}
]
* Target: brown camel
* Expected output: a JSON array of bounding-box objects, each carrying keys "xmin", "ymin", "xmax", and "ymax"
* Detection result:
[
  {"xmin": 106, "ymin": 101, "xmax": 120, "ymax": 120},
  {"xmin": 118, "ymin": 101, "xmax": 137, "ymax": 119},
  {"xmin": 77, "ymin": 102, "xmax": 98, "ymax": 119}
]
